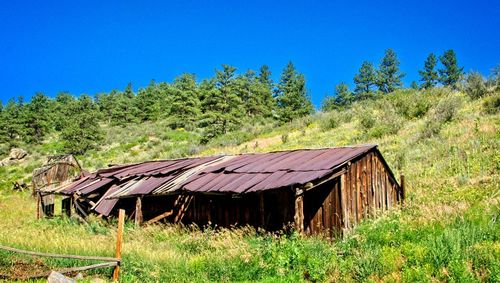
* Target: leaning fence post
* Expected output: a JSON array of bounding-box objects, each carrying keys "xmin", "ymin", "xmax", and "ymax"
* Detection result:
[{"xmin": 113, "ymin": 209, "xmax": 125, "ymax": 282}]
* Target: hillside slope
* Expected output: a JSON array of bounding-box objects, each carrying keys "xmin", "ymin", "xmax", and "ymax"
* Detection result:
[{"xmin": 0, "ymin": 89, "xmax": 498, "ymax": 282}]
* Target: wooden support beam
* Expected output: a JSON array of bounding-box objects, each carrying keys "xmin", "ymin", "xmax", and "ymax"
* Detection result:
[
  {"xmin": 113, "ymin": 209, "xmax": 125, "ymax": 282},
  {"xmin": 134, "ymin": 197, "xmax": 143, "ymax": 226},
  {"xmin": 294, "ymin": 188, "xmax": 304, "ymax": 234},
  {"xmin": 145, "ymin": 210, "xmax": 174, "ymax": 225},
  {"xmin": 400, "ymin": 174, "xmax": 405, "ymax": 204},
  {"xmin": 303, "ymin": 169, "xmax": 346, "ymax": 192},
  {"xmin": 340, "ymin": 173, "xmax": 349, "ymax": 231},
  {"xmin": 258, "ymin": 192, "xmax": 265, "ymax": 228},
  {"xmin": 61, "ymin": 197, "xmax": 72, "ymax": 217}
]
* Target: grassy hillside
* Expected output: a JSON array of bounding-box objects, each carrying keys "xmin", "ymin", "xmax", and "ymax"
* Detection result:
[{"xmin": 0, "ymin": 89, "xmax": 498, "ymax": 282}]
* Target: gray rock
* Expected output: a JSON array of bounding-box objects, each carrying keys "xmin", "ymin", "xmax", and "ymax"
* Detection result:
[
  {"xmin": 47, "ymin": 271, "xmax": 76, "ymax": 283},
  {"xmin": 0, "ymin": 148, "xmax": 28, "ymax": 166},
  {"xmin": 9, "ymin": 148, "xmax": 27, "ymax": 160}
]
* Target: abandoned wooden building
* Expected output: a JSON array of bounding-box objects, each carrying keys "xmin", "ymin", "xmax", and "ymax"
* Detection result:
[{"xmin": 40, "ymin": 145, "xmax": 404, "ymax": 235}]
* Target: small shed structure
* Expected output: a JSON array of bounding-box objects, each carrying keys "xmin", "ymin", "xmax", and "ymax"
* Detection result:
[
  {"xmin": 46, "ymin": 145, "xmax": 404, "ymax": 235},
  {"xmin": 32, "ymin": 154, "xmax": 84, "ymax": 217}
]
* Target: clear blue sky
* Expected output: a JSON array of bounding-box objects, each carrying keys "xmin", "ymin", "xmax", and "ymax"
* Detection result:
[{"xmin": 1, "ymin": 0, "xmax": 499, "ymax": 107}]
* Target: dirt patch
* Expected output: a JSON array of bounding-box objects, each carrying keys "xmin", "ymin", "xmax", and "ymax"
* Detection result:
[{"xmin": 0, "ymin": 257, "xmax": 50, "ymax": 280}]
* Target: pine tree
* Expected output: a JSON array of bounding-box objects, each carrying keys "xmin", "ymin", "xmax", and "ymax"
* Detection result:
[
  {"xmin": 234, "ymin": 70, "xmax": 258, "ymax": 119},
  {"xmin": 258, "ymin": 65, "xmax": 273, "ymax": 88},
  {"xmin": 60, "ymin": 95, "xmax": 103, "ymax": 154},
  {"xmin": 135, "ymin": 80, "xmax": 168, "ymax": 121},
  {"xmin": 419, "ymin": 53, "xmax": 439, "ymax": 89},
  {"xmin": 334, "ymin": 83, "xmax": 353, "ymax": 106},
  {"xmin": 169, "ymin": 73, "xmax": 201, "ymax": 129},
  {"xmin": 439, "ymin": 49, "xmax": 464, "ymax": 87},
  {"xmin": 275, "ymin": 61, "xmax": 313, "ymax": 122},
  {"xmin": 321, "ymin": 95, "xmax": 336, "ymax": 112},
  {"xmin": 198, "ymin": 81, "xmax": 226, "ymax": 143},
  {"xmin": 111, "ymin": 88, "xmax": 140, "ymax": 126},
  {"xmin": 410, "ymin": 81, "xmax": 419, "ymax": 90},
  {"xmin": 24, "ymin": 92, "xmax": 52, "ymax": 143},
  {"xmin": 54, "ymin": 92, "xmax": 76, "ymax": 131},
  {"xmin": 376, "ymin": 49, "xmax": 405, "ymax": 93},
  {"xmin": 0, "ymin": 99, "xmax": 25, "ymax": 148},
  {"xmin": 199, "ymin": 65, "xmax": 243, "ymax": 142},
  {"xmin": 256, "ymin": 65, "xmax": 275, "ymax": 117},
  {"xmin": 233, "ymin": 69, "xmax": 273, "ymax": 119},
  {"xmin": 321, "ymin": 83, "xmax": 353, "ymax": 111},
  {"xmin": 354, "ymin": 61, "xmax": 377, "ymax": 99}
]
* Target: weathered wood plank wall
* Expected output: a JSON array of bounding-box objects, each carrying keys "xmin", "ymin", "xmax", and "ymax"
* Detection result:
[{"xmin": 300, "ymin": 150, "xmax": 400, "ymax": 236}]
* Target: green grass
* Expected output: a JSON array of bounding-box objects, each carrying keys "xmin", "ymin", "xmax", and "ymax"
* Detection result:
[{"xmin": 0, "ymin": 89, "xmax": 499, "ymax": 282}]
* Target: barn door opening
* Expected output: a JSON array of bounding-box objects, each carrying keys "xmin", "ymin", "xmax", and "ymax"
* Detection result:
[{"xmin": 303, "ymin": 177, "xmax": 342, "ymax": 237}]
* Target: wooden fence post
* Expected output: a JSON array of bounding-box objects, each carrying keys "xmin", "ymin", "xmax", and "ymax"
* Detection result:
[
  {"xmin": 113, "ymin": 209, "xmax": 125, "ymax": 282},
  {"xmin": 400, "ymin": 174, "xmax": 405, "ymax": 204},
  {"xmin": 36, "ymin": 192, "xmax": 41, "ymax": 219}
]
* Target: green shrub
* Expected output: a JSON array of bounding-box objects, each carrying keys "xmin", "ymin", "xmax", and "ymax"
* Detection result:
[
  {"xmin": 433, "ymin": 95, "xmax": 462, "ymax": 124},
  {"xmin": 359, "ymin": 111, "xmax": 376, "ymax": 130},
  {"xmin": 421, "ymin": 94, "xmax": 463, "ymax": 139},
  {"xmin": 388, "ymin": 89, "xmax": 433, "ymax": 119},
  {"xmin": 464, "ymin": 72, "xmax": 488, "ymax": 99},
  {"xmin": 319, "ymin": 112, "xmax": 340, "ymax": 131},
  {"xmin": 207, "ymin": 131, "xmax": 253, "ymax": 148},
  {"xmin": 356, "ymin": 100, "xmax": 402, "ymax": 139},
  {"xmin": 281, "ymin": 133, "xmax": 289, "ymax": 144},
  {"xmin": 482, "ymin": 93, "xmax": 500, "ymax": 114}
]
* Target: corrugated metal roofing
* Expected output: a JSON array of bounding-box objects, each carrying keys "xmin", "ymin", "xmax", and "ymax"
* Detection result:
[
  {"xmin": 54, "ymin": 145, "xmax": 377, "ymax": 215},
  {"xmin": 178, "ymin": 146, "xmax": 375, "ymax": 193}
]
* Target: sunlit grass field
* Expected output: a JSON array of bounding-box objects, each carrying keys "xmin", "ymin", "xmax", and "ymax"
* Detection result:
[{"xmin": 0, "ymin": 89, "xmax": 498, "ymax": 282}]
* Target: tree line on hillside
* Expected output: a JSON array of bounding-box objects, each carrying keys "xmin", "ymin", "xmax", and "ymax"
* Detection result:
[
  {"xmin": 0, "ymin": 49, "xmax": 498, "ymax": 155},
  {"xmin": 321, "ymin": 49, "xmax": 483, "ymax": 111},
  {"xmin": 0, "ymin": 62, "xmax": 313, "ymax": 153}
]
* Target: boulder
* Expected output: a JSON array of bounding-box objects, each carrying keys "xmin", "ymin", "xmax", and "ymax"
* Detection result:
[
  {"xmin": 0, "ymin": 148, "xmax": 27, "ymax": 166},
  {"xmin": 9, "ymin": 148, "xmax": 27, "ymax": 160},
  {"xmin": 47, "ymin": 271, "xmax": 76, "ymax": 283}
]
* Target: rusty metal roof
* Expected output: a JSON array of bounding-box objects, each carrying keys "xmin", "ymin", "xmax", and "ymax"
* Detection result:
[
  {"xmin": 56, "ymin": 145, "xmax": 377, "ymax": 215},
  {"xmin": 178, "ymin": 145, "xmax": 375, "ymax": 193}
]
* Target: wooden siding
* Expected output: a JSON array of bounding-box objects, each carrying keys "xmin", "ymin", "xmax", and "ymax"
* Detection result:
[
  {"xmin": 303, "ymin": 178, "xmax": 342, "ymax": 237},
  {"xmin": 300, "ymin": 150, "xmax": 400, "ymax": 236}
]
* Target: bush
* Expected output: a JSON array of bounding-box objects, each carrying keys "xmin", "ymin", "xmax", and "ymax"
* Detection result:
[
  {"xmin": 319, "ymin": 112, "xmax": 340, "ymax": 131},
  {"xmin": 359, "ymin": 111, "xmax": 376, "ymax": 130},
  {"xmin": 388, "ymin": 89, "xmax": 432, "ymax": 119},
  {"xmin": 433, "ymin": 95, "xmax": 462, "ymax": 123},
  {"xmin": 482, "ymin": 93, "xmax": 500, "ymax": 114},
  {"xmin": 420, "ymin": 95, "xmax": 462, "ymax": 138},
  {"xmin": 464, "ymin": 72, "xmax": 488, "ymax": 99},
  {"xmin": 281, "ymin": 133, "xmax": 289, "ymax": 144},
  {"xmin": 206, "ymin": 131, "xmax": 253, "ymax": 148},
  {"xmin": 356, "ymin": 100, "xmax": 402, "ymax": 139}
]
